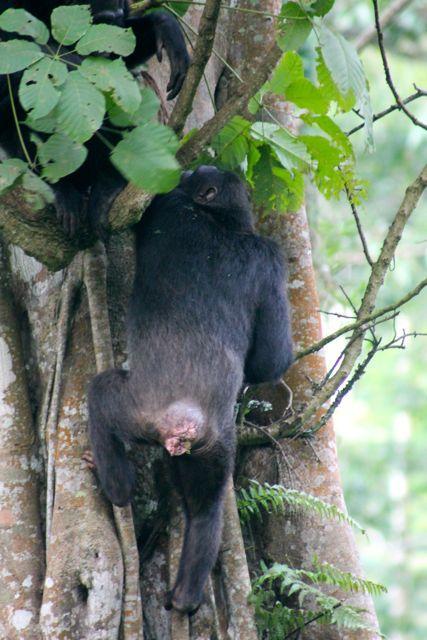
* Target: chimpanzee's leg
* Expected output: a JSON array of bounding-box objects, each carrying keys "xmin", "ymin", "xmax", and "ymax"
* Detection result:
[
  {"xmin": 87, "ymin": 167, "xmax": 127, "ymax": 237},
  {"xmin": 87, "ymin": 368, "xmax": 138, "ymax": 506},
  {"xmin": 166, "ymin": 436, "xmax": 234, "ymax": 614}
]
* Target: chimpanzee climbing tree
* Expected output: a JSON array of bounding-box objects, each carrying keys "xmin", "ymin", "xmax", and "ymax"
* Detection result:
[{"xmin": 0, "ymin": 1, "xmax": 426, "ymax": 639}]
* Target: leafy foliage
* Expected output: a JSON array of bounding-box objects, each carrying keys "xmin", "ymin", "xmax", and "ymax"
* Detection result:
[
  {"xmin": 237, "ymin": 480, "xmax": 385, "ymax": 638},
  {"xmin": 251, "ymin": 561, "xmax": 385, "ymax": 639},
  {"xmin": 211, "ymin": 29, "xmax": 371, "ymax": 215},
  {"xmin": 0, "ymin": 5, "xmax": 180, "ymax": 204},
  {"xmin": 237, "ymin": 480, "xmax": 366, "ymax": 534}
]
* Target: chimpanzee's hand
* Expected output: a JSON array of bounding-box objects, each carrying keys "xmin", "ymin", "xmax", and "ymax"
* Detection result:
[{"xmin": 153, "ymin": 13, "xmax": 190, "ymax": 100}]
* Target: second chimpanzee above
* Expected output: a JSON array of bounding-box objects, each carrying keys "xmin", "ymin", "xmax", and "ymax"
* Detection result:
[
  {"xmin": 87, "ymin": 166, "xmax": 294, "ymax": 615},
  {"xmin": 0, "ymin": 1, "xmax": 190, "ymax": 233}
]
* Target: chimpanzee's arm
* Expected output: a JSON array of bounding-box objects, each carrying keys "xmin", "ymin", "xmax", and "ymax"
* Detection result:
[
  {"xmin": 244, "ymin": 247, "xmax": 293, "ymax": 385},
  {"xmin": 124, "ymin": 10, "xmax": 190, "ymax": 100}
]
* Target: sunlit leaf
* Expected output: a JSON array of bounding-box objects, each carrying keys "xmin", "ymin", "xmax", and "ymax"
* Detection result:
[
  {"xmin": 0, "ymin": 8, "xmax": 49, "ymax": 44},
  {"xmin": 76, "ymin": 24, "xmax": 135, "ymax": 56},
  {"xmin": 19, "ymin": 58, "xmax": 68, "ymax": 119},
  {"xmin": 80, "ymin": 57, "xmax": 141, "ymax": 114},
  {"xmin": 51, "ymin": 5, "xmax": 91, "ymax": 45},
  {"xmin": 251, "ymin": 122, "xmax": 310, "ymax": 171},
  {"xmin": 111, "ymin": 122, "xmax": 180, "ymax": 193},
  {"xmin": 211, "ymin": 116, "xmax": 251, "ymax": 169},
  {"xmin": 56, "ymin": 71, "xmax": 105, "ymax": 143},
  {"xmin": 285, "ymin": 78, "xmax": 329, "ymax": 114},
  {"xmin": 0, "ymin": 40, "xmax": 44, "ymax": 73},
  {"xmin": 36, "ymin": 133, "xmax": 88, "ymax": 182}
]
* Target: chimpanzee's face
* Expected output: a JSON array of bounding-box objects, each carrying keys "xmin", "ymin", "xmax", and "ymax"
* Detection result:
[
  {"xmin": 179, "ymin": 166, "xmax": 252, "ymax": 222},
  {"xmin": 89, "ymin": 0, "xmax": 125, "ymax": 24}
]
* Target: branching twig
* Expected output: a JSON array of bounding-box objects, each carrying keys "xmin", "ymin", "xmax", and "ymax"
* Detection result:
[
  {"xmin": 347, "ymin": 87, "xmax": 427, "ymax": 136},
  {"xmin": 178, "ymin": 43, "xmax": 281, "ymax": 166},
  {"xmin": 344, "ymin": 184, "xmax": 373, "ymax": 266},
  {"xmin": 296, "ymin": 276, "xmax": 427, "ymax": 360},
  {"xmin": 168, "ymin": 0, "xmax": 222, "ymax": 135},
  {"xmin": 372, "ymin": 0, "xmax": 427, "ymax": 131},
  {"xmin": 290, "ymin": 164, "xmax": 427, "ymax": 432}
]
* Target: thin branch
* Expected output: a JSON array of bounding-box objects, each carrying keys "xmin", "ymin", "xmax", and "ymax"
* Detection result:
[
  {"xmin": 168, "ymin": 0, "xmax": 222, "ymax": 135},
  {"xmin": 290, "ymin": 164, "xmax": 427, "ymax": 432},
  {"xmin": 344, "ymin": 184, "xmax": 373, "ymax": 266},
  {"xmin": 178, "ymin": 43, "xmax": 281, "ymax": 166},
  {"xmin": 372, "ymin": 0, "xmax": 427, "ymax": 131},
  {"xmin": 297, "ymin": 310, "xmax": 401, "ymax": 361},
  {"xmin": 347, "ymin": 87, "xmax": 427, "ymax": 136},
  {"xmin": 355, "ymin": 0, "xmax": 413, "ymax": 51}
]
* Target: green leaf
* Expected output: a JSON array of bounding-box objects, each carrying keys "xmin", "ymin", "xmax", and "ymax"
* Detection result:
[
  {"xmin": 166, "ymin": 2, "xmax": 189, "ymax": 17},
  {"xmin": 107, "ymin": 86, "xmax": 160, "ymax": 127},
  {"xmin": 25, "ymin": 113, "xmax": 57, "ymax": 134},
  {"xmin": 0, "ymin": 8, "xmax": 49, "ymax": 44},
  {"xmin": 317, "ymin": 22, "xmax": 366, "ymax": 100},
  {"xmin": 251, "ymin": 122, "xmax": 310, "ymax": 171},
  {"xmin": 19, "ymin": 58, "xmax": 68, "ymax": 120},
  {"xmin": 36, "ymin": 133, "xmax": 88, "ymax": 182},
  {"xmin": 249, "ymin": 146, "xmax": 304, "ymax": 214},
  {"xmin": 80, "ymin": 57, "xmax": 141, "ymax": 114},
  {"xmin": 268, "ymin": 52, "xmax": 304, "ymax": 93},
  {"xmin": 56, "ymin": 71, "xmax": 105, "ymax": 143},
  {"xmin": 309, "ymin": 0, "xmax": 335, "ymax": 16},
  {"xmin": 0, "ymin": 158, "xmax": 27, "ymax": 194},
  {"xmin": 0, "ymin": 40, "xmax": 44, "ymax": 74},
  {"xmin": 317, "ymin": 25, "xmax": 373, "ymax": 145},
  {"xmin": 280, "ymin": 2, "xmax": 308, "ymax": 19},
  {"xmin": 316, "ymin": 51, "xmax": 355, "ymax": 111},
  {"xmin": 111, "ymin": 122, "xmax": 180, "ymax": 193},
  {"xmin": 277, "ymin": 19, "xmax": 312, "ymax": 52},
  {"xmin": 76, "ymin": 24, "xmax": 136, "ymax": 56},
  {"xmin": 51, "ymin": 5, "xmax": 91, "ymax": 46},
  {"xmin": 285, "ymin": 78, "xmax": 329, "ymax": 114},
  {"xmin": 278, "ymin": 4, "xmax": 312, "ymax": 52},
  {"xmin": 211, "ymin": 116, "xmax": 251, "ymax": 169},
  {"xmin": 302, "ymin": 114, "xmax": 353, "ymax": 157}
]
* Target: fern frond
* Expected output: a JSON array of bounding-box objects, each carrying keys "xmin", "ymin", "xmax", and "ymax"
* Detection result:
[{"xmin": 237, "ymin": 480, "xmax": 366, "ymax": 534}]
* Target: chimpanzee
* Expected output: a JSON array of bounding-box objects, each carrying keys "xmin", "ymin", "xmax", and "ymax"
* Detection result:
[
  {"xmin": 86, "ymin": 166, "xmax": 294, "ymax": 614},
  {"xmin": 0, "ymin": 1, "xmax": 190, "ymax": 233}
]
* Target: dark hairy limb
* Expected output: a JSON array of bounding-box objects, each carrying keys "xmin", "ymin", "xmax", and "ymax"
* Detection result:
[{"xmin": 166, "ymin": 443, "xmax": 233, "ymax": 614}]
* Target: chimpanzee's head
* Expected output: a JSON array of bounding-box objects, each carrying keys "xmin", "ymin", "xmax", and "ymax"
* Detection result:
[
  {"xmin": 89, "ymin": 0, "xmax": 126, "ymax": 25},
  {"xmin": 179, "ymin": 166, "xmax": 253, "ymax": 231}
]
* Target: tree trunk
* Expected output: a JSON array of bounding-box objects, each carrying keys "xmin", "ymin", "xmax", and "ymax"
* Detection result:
[{"xmin": 0, "ymin": 2, "xmax": 380, "ymax": 638}]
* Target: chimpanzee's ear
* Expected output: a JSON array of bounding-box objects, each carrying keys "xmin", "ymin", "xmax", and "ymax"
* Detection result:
[{"xmin": 194, "ymin": 186, "xmax": 218, "ymax": 205}]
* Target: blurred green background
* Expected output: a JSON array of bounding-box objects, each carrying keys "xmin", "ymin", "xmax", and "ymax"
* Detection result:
[{"xmin": 306, "ymin": 1, "xmax": 426, "ymax": 637}]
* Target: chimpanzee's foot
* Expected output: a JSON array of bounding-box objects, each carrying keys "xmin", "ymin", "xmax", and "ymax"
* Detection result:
[
  {"xmin": 82, "ymin": 450, "xmax": 96, "ymax": 470},
  {"xmin": 82, "ymin": 448, "xmax": 135, "ymax": 507},
  {"xmin": 54, "ymin": 186, "xmax": 83, "ymax": 237},
  {"xmin": 164, "ymin": 586, "xmax": 202, "ymax": 616}
]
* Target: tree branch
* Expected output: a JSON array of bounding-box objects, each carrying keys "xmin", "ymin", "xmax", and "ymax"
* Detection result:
[
  {"xmin": 372, "ymin": 0, "xmax": 427, "ymax": 131},
  {"xmin": 344, "ymin": 184, "xmax": 373, "ymax": 266},
  {"xmin": 347, "ymin": 86, "xmax": 427, "ymax": 136},
  {"xmin": 168, "ymin": 0, "xmax": 222, "ymax": 135},
  {"xmin": 290, "ymin": 163, "xmax": 427, "ymax": 433},
  {"xmin": 177, "ymin": 42, "xmax": 281, "ymax": 166}
]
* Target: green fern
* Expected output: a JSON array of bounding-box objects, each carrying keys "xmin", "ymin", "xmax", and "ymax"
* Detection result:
[
  {"xmin": 252, "ymin": 562, "xmax": 385, "ymax": 639},
  {"xmin": 237, "ymin": 480, "xmax": 366, "ymax": 534}
]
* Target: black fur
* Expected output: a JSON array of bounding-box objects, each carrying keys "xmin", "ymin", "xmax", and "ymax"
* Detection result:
[
  {"xmin": 0, "ymin": 1, "xmax": 189, "ymax": 234},
  {"xmin": 87, "ymin": 166, "xmax": 293, "ymax": 614}
]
